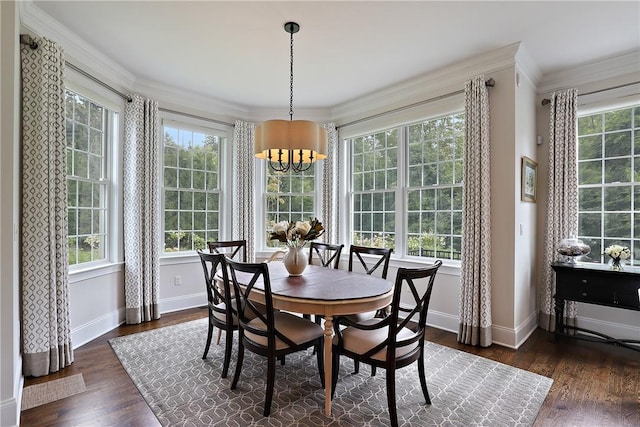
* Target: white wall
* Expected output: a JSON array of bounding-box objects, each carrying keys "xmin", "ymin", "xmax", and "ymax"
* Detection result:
[
  {"xmin": 0, "ymin": 2, "xmax": 23, "ymax": 425},
  {"xmin": 513, "ymin": 63, "xmax": 541, "ymax": 346}
]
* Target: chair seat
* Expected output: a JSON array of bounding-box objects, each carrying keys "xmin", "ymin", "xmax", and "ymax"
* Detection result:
[
  {"xmin": 212, "ymin": 301, "xmax": 267, "ymax": 325},
  {"xmin": 245, "ymin": 312, "xmax": 324, "ymax": 350},
  {"xmin": 343, "ymin": 311, "xmax": 378, "ymax": 324},
  {"xmin": 333, "ymin": 319, "xmax": 418, "ymax": 362}
]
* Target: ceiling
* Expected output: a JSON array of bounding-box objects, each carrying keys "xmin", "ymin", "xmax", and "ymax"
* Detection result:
[{"xmin": 31, "ymin": 1, "xmax": 640, "ymax": 110}]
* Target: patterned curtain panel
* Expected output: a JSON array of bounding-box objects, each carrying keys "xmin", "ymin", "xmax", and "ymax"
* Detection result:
[
  {"xmin": 20, "ymin": 37, "xmax": 74, "ymax": 376},
  {"xmin": 123, "ymin": 94, "xmax": 160, "ymax": 324},
  {"xmin": 458, "ymin": 75, "xmax": 492, "ymax": 347},
  {"xmin": 539, "ymin": 89, "xmax": 578, "ymax": 331},
  {"xmin": 232, "ymin": 120, "xmax": 256, "ymax": 262},
  {"xmin": 321, "ymin": 124, "xmax": 339, "ymax": 244}
]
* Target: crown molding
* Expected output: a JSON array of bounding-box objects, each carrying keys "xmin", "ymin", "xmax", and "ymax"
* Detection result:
[
  {"xmin": 538, "ymin": 50, "xmax": 640, "ymax": 95},
  {"xmin": 330, "ymin": 43, "xmax": 521, "ymax": 126},
  {"xmin": 19, "ymin": 1, "xmax": 136, "ymax": 92},
  {"xmin": 514, "ymin": 43, "xmax": 542, "ymax": 88},
  {"xmin": 134, "ymin": 77, "xmax": 248, "ymax": 124}
]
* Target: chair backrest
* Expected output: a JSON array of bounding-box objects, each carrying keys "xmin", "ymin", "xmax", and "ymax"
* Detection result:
[
  {"xmin": 361, "ymin": 260, "xmax": 443, "ymax": 362},
  {"xmin": 308, "ymin": 242, "xmax": 344, "ymax": 269},
  {"xmin": 348, "ymin": 245, "xmax": 392, "ymax": 279},
  {"xmin": 207, "ymin": 240, "xmax": 247, "ymax": 262},
  {"xmin": 226, "ymin": 259, "xmax": 299, "ymax": 349},
  {"xmin": 197, "ymin": 250, "xmax": 234, "ymax": 323}
]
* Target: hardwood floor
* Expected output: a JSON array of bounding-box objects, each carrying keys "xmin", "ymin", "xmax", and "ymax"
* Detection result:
[{"xmin": 21, "ymin": 308, "xmax": 639, "ymax": 426}]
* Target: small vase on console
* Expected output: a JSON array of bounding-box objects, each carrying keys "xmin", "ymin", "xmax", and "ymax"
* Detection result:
[{"xmin": 283, "ymin": 246, "xmax": 308, "ymax": 276}]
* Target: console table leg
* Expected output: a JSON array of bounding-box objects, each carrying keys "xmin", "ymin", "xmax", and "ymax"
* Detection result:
[{"xmin": 553, "ymin": 297, "xmax": 565, "ymax": 341}]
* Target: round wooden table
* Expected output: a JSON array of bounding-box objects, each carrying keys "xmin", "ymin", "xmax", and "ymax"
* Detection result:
[{"xmin": 228, "ymin": 262, "xmax": 394, "ymax": 416}]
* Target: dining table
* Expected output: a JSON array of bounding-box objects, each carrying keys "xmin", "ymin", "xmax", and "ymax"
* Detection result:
[{"xmin": 224, "ymin": 261, "xmax": 394, "ymax": 417}]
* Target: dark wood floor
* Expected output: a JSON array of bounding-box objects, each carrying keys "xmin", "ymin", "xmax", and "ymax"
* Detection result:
[{"xmin": 21, "ymin": 308, "xmax": 639, "ymax": 426}]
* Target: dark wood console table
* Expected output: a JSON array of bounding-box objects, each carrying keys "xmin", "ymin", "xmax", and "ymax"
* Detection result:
[{"xmin": 551, "ymin": 261, "xmax": 640, "ymax": 351}]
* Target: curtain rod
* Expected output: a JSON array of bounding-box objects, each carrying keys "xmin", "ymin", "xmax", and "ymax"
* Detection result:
[
  {"xmin": 159, "ymin": 108, "xmax": 235, "ymax": 128},
  {"xmin": 540, "ymin": 80, "xmax": 640, "ymax": 106},
  {"xmin": 337, "ymin": 78, "xmax": 495, "ymax": 130},
  {"xmin": 20, "ymin": 34, "xmax": 133, "ymax": 103}
]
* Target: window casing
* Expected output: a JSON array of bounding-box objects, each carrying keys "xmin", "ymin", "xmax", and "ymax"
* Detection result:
[
  {"xmin": 577, "ymin": 104, "xmax": 639, "ymax": 266},
  {"xmin": 265, "ymin": 164, "xmax": 317, "ymax": 248},
  {"xmin": 66, "ymin": 89, "xmax": 112, "ymax": 266},
  {"xmin": 162, "ymin": 122, "xmax": 224, "ymax": 253},
  {"xmin": 347, "ymin": 111, "xmax": 465, "ymax": 261}
]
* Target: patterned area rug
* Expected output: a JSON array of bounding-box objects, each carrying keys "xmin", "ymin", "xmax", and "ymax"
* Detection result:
[{"xmin": 109, "ymin": 318, "xmax": 552, "ymax": 426}]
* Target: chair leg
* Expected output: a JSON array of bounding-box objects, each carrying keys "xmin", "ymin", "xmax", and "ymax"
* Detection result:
[
  {"xmin": 315, "ymin": 338, "xmax": 324, "ymax": 389},
  {"xmin": 418, "ymin": 351, "xmax": 431, "ymax": 404},
  {"xmin": 331, "ymin": 347, "xmax": 340, "ymax": 399},
  {"xmin": 371, "ymin": 365, "xmax": 377, "ymax": 376},
  {"xmin": 386, "ymin": 367, "xmax": 398, "ymax": 427},
  {"xmin": 231, "ymin": 337, "xmax": 244, "ymax": 390},
  {"xmin": 202, "ymin": 321, "xmax": 213, "ymax": 359},
  {"xmin": 353, "ymin": 360, "xmax": 360, "ymax": 374},
  {"xmin": 264, "ymin": 353, "xmax": 276, "ymax": 416},
  {"xmin": 216, "ymin": 328, "xmax": 223, "ymax": 345},
  {"xmin": 221, "ymin": 327, "xmax": 233, "ymax": 378}
]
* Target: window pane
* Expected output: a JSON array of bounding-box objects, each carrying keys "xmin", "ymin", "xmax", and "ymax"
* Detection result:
[
  {"xmin": 265, "ymin": 165, "xmax": 316, "ymax": 248},
  {"xmin": 577, "ymin": 104, "xmax": 638, "ymax": 266},
  {"xmin": 404, "ymin": 112, "xmax": 464, "ymax": 260},
  {"xmin": 65, "ymin": 90, "xmax": 109, "ymax": 266},
  {"xmin": 163, "ymin": 123, "xmax": 223, "ymax": 252}
]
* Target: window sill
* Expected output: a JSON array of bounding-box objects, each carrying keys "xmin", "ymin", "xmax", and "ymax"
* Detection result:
[{"xmin": 69, "ymin": 262, "xmax": 124, "ymax": 284}]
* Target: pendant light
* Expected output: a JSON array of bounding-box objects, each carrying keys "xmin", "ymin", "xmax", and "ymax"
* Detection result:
[{"xmin": 255, "ymin": 22, "xmax": 327, "ymax": 173}]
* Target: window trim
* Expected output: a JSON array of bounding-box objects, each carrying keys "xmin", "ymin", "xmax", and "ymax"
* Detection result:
[
  {"xmin": 257, "ymin": 158, "xmax": 324, "ymax": 252},
  {"xmin": 345, "ymin": 110, "xmax": 465, "ymax": 265},
  {"xmin": 64, "ymin": 81, "xmax": 122, "ymax": 272},
  {"xmin": 159, "ymin": 113, "xmax": 232, "ymax": 257}
]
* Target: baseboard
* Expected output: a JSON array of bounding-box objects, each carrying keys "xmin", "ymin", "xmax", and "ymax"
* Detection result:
[
  {"xmin": 577, "ymin": 315, "xmax": 640, "ymax": 343},
  {"xmin": 159, "ymin": 292, "xmax": 207, "ymax": 314},
  {"xmin": 0, "ymin": 369, "xmax": 23, "ymax": 427},
  {"xmin": 426, "ymin": 309, "xmax": 458, "ymax": 334},
  {"xmin": 491, "ymin": 311, "xmax": 538, "ymax": 350},
  {"xmin": 71, "ymin": 307, "xmax": 125, "ymax": 349},
  {"xmin": 514, "ymin": 311, "xmax": 539, "ymax": 348}
]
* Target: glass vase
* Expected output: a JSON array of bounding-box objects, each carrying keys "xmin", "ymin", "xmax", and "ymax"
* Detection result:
[{"xmin": 608, "ymin": 258, "xmax": 625, "ymax": 271}]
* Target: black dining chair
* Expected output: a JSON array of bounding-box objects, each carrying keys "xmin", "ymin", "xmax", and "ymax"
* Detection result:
[
  {"xmin": 308, "ymin": 242, "xmax": 344, "ymax": 269},
  {"xmin": 345, "ymin": 244, "xmax": 393, "ymax": 374},
  {"xmin": 305, "ymin": 242, "xmax": 344, "ymax": 325},
  {"xmin": 331, "ymin": 260, "xmax": 443, "ymax": 427},
  {"xmin": 197, "ymin": 250, "xmax": 236, "ymax": 378},
  {"xmin": 226, "ymin": 258, "xmax": 325, "ymax": 416},
  {"xmin": 207, "ymin": 239, "xmax": 247, "ymax": 261},
  {"xmin": 207, "ymin": 239, "xmax": 247, "ymax": 345}
]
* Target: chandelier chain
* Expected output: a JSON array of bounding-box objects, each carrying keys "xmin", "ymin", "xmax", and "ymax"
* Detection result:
[{"xmin": 289, "ymin": 28, "xmax": 294, "ymax": 121}]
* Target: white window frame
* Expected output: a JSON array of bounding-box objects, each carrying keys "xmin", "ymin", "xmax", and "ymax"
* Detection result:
[
  {"xmin": 64, "ymin": 79, "xmax": 122, "ymax": 272},
  {"xmin": 160, "ymin": 113, "xmax": 232, "ymax": 257},
  {"xmin": 340, "ymin": 95, "xmax": 464, "ymax": 264},
  {"xmin": 576, "ymin": 101, "xmax": 639, "ymax": 266},
  {"xmin": 255, "ymin": 158, "xmax": 324, "ymax": 252}
]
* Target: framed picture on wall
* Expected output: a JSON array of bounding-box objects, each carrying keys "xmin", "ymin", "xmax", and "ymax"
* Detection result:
[{"xmin": 521, "ymin": 156, "xmax": 538, "ymax": 203}]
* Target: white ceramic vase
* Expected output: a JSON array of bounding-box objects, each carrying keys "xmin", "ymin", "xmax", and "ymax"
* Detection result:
[{"xmin": 283, "ymin": 246, "xmax": 308, "ymax": 276}]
